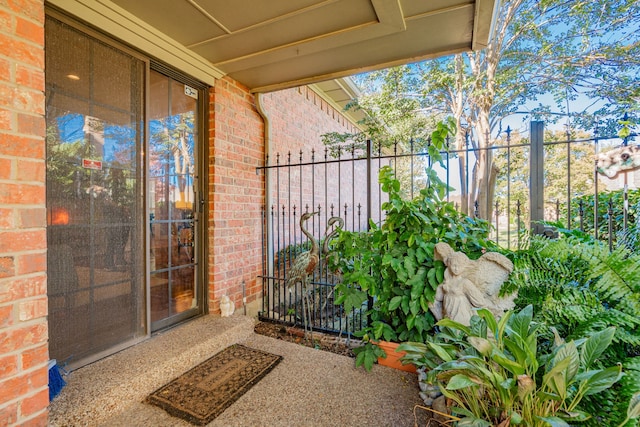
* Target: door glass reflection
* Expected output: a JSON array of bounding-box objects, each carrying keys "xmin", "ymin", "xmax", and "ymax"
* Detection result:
[{"xmin": 149, "ymin": 70, "xmax": 198, "ymax": 325}]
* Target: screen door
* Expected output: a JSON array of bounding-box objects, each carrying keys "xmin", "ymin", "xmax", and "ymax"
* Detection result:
[{"xmin": 148, "ymin": 69, "xmax": 202, "ymax": 331}]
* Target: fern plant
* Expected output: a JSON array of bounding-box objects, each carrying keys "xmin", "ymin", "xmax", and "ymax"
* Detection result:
[{"xmin": 508, "ymin": 232, "xmax": 640, "ymax": 426}]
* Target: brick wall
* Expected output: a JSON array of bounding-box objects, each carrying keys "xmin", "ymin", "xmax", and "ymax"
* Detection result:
[
  {"xmin": 0, "ymin": 0, "xmax": 49, "ymax": 426},
  {"xmin": 262, "ymin": 86, "xmax": 358, "ymax": 156},
  {"xmin": 207, "ymin": 82, "xmax": 362, "ymax": 313},
  {"xmin": 260, "ymin": 86, "xmax": 376, "ymax": 236},
  {"xmin": 208, "ymin": 77, "xmax": 265, "ymax": 313}
]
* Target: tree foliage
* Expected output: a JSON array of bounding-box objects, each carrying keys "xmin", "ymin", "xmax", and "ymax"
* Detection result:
[{"xmin": 328, "ymin": 0, "xmax": 640, "ymax": 220}]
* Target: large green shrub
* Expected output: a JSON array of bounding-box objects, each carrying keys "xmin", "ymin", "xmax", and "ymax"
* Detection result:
[{"xmin": 330, "ymin": 121, "xmax": 495, "ymax": 370}]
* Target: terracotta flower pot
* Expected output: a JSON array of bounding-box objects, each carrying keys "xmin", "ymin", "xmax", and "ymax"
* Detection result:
[{"xmin": 376, "ymin": 340, "xmax": 417, "ymax": 373}]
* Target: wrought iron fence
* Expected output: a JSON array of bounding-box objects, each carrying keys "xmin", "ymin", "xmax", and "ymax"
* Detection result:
[{"xmin": 256, "ymin": 121, "xmax": 638, "ymax": 336}]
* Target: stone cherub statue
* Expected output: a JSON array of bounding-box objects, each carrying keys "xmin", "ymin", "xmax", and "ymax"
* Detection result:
[{"xmin": 429, "ymin": 242, "xmax": 515, "ymax": 326}]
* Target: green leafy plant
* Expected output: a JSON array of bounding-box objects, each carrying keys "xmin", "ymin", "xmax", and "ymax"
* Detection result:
[
  {"xmin": 507, "ymin": 232, "xmax": 640, "ymax": 426},
  {"xmin": 330, "ymin": 120, "xmax": 497, "ymax": 370},
  {"xmin": 405, "ymin": 305, "xmax": 624, "ymax": 426}
]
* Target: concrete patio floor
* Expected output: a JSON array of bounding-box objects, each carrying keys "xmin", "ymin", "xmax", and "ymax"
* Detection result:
[{"xmin": 48, "ymin": 314, "xmax": 430, "ymax": 426}]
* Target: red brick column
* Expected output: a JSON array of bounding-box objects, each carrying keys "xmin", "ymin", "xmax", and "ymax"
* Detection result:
[
  {"xmin": 0, "ymin": 0, "xmax": 49, "ymax": 425},
  {"xmin": 208, "ymin": 77, "xmax": 265, "ymax": 313}
]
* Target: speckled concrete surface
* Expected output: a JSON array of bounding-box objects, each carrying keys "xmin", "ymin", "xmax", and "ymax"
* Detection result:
[{"xmin": 48, "ymin": 314, "xmax": 429, "ymax": 427}]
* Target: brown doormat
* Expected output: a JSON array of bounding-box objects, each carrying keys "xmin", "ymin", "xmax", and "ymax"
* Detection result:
[{"xmin": 145, "ymin": 344, "xmax": 282, "ymax": 425}]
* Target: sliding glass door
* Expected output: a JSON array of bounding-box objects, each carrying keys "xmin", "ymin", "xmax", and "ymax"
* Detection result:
[
  {"xmin": 45, "ymin": 14, "xmax": 206, "ymax": 367},
  {"xmin": 45, "ymin": 16, "xmax": 146, "ymax": 367}
]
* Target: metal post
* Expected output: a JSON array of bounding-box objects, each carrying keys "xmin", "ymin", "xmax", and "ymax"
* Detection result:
[
  {"xmin": 410, "ymin": 139, "xmax": 414, "ymax": 199},
  {"xmin": 366, "ymin": 140, "xmax": 372, "ymax": 229},
  {"xmin": 594, "ymin": 123, "xmax": 600, "ymax": 240},
  {"xmin": 516, "ymin": 200, "xmax": 522, "ymax": 249},
  {"xmin": 495, "ymin": 201, "xmax": 500, "ymax": 245},
  {"xmin": 608, "ymin": 197, "xmax": 614, "ymax": 251},
  {"xmin": 506, "ymin": 126, "xmax": 512, "ymax": 250},
  {"xmin": 622, "ymin": 112, "xmax": 629, "ymax": 232},
  {"xmin": 566, "ymin": 131, "xmax": 571, "ymax": 230},
  {"xmin": 530, "ymin": 121, "xmax": 545, "ymax": 235},
  {"xmin": 366, "ymin": 140, "xmax": 373, "ymax": 318}
]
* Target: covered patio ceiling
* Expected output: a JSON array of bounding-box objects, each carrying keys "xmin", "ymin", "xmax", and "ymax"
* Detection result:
[{"xmin": 107, "ymin": 0, "xmax": 499, "ymax": 93}]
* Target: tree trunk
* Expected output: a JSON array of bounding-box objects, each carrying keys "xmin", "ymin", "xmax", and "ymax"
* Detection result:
[
  {"xmin": 472, "ymin": 113, "xmax": 495, "ymax": 220},
  {"xmin": 453, "ymin": 54, "xmax": 469, "ymax": 215},
  {"xmin": 456, "ymin": 127, "xmax": 468, "ymax": 215}
]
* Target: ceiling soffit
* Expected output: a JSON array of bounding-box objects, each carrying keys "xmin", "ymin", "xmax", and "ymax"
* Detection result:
[{"xmin": 105, "ymin": 0, "xmax": 497, "ymax": 92}]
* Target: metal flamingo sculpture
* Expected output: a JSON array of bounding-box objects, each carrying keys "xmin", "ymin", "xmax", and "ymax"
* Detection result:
[
  {"xmin": 322, "ymin": 216, "xmax": 350, "ymax": 344},
  {"xmin": 286, "ymin": 211, "xmax": 319, "ymax": 340},
  {"xmin": 322, "ymin": 216, "xmax": 344, "ymax": 278}
]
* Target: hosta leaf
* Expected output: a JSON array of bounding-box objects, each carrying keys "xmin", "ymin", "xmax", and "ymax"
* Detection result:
[
  {"xmin": 573, "ymin": 369, "xmax": 599, "ymax": 383},
  {"xmin": 497, "ymin": 310, "xmax": 512, "ymax": 341},
  {"xmin": 510, "ymin": 411, "xmax": 523, "ymax": 424},
  {"xmin": 468, "ymin": 336, "xmax": 493, "ymax": 356},
  {"xmin": 580, "ymin": 327, "xmax": 615, "ymax": 368},
  {"xmin": 504, "ymin": 337, "xmax": 528, "ymax": 368},
  {"xmin": 450, "ymin": 406, "xmax": 475, "ymax": 418},
  {"xmin": 535, "ymin": 416, "xmax": 571, "ymax": 427},
  {"xmin": 437, "ymin": 318, "xmax": 472, "ymax": 335},
  {"xmin": 543, "ymin": 356, "xmax": 571, "ymax": 400},
  {"xmin": 491, "ymin": 351, "xmax": 525, "ymax": 376},
  {"xmin": 507, "ymin": 305, "xmax": 533, "ymax": 342},
  {"xmin": 396, "ymin": 342, "xmax": 427, "ymax": 353},
  {"xmin": 537, "ymin": 391, "xmax": 561, "ymax": 402},
  {"xmin": 583, "ymin": 364, "xmax": 622, "ymax": 395},
  {"xmin": 500, "ymin": 378, "xmax": 515, "ymax": 390},
  {"xmin": 553, "ymin": 341, "xmax": 579, "ymax": 384},
  {"xmin": 558, "ymin": 410, "xmax": 591, "ymax": 422},
  {"xmin": 427, "ymin": 342, "xmax": 455, "ymax": 363},
  {"xmin": 457, "ymin": 418, "xmax": 492, "ymax": 427},
  {"xmin": 476, "ymin": 308, "xmax": 498, "ymax": 334},
  {"xmin": 446, "ymin": 374, "xmax": 478, "ymax": 390}
]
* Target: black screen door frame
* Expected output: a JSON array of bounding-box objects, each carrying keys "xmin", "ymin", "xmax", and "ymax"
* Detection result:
[{"xmin": 146, "ymin": 63, "xmax": 207, "ymax": 332}]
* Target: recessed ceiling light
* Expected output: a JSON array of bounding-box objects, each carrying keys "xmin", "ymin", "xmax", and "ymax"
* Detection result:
[{"xmin": 66, "ymin": 74, "xmax": 80, "ymax": 81}]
